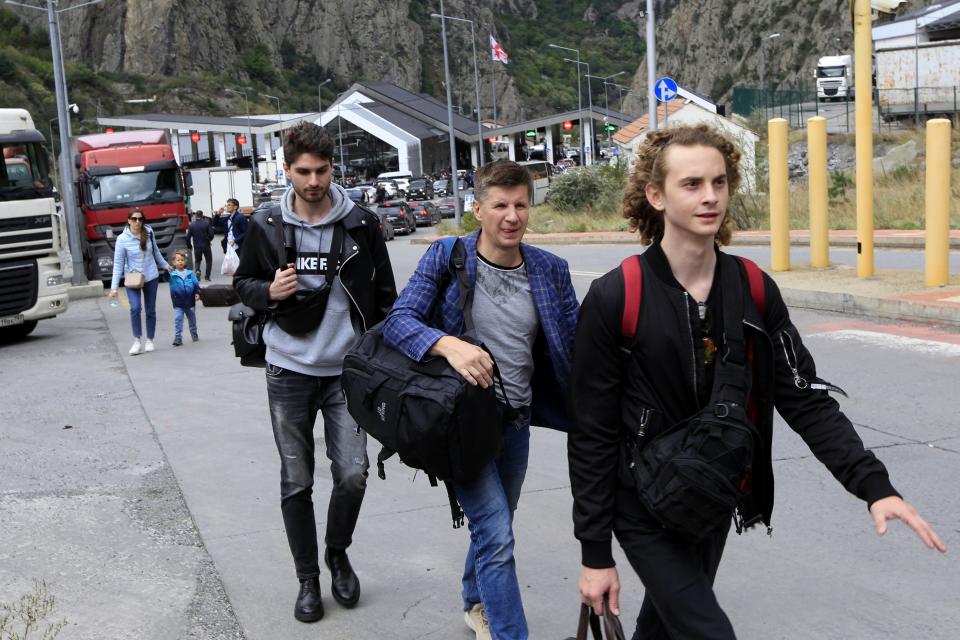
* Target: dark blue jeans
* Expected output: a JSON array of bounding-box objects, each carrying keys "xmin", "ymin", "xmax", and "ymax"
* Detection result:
[
  {"xmin": 125, "ymin": 277, "xmax": 159, "ymax": 339},
  {"xmin": 454, "ymin": 405, "xmax": 532, "ymax": 640},
  {"xmin": 265, "ymin": 364, "xmax": 369, "ymax": 580}
]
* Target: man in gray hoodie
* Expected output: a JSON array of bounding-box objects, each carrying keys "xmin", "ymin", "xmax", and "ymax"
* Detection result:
[{"xmin": 233, "ymin": 123, "xmax": 397, "ymax": 624}]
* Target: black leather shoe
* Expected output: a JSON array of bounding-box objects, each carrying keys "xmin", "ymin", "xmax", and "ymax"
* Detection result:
[
  {"xmin": 294, "ymin": 577, "xmax": 324, "ymax": 622},
  {"xmin": 324, "ymin": 547, "xmax": 360, "ymax": 607}
]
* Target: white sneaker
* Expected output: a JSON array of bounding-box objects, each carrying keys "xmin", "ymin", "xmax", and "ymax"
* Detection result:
[
  {"xmin": 464, "ymin": 603, "xmax": 491, "ymax": 640},
  {"xmin": 143, "ymin": 339, "xmax": 155, "ymax": 353},
  {"xmin": 129, "ymin": 339, "xmax": 143, "ymax": 355}
]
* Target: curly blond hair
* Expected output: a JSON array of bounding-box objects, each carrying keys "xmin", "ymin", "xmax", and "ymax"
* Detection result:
[{"xmin": 622, "ymin": 124, "xmax": 742, "ymax": 245}]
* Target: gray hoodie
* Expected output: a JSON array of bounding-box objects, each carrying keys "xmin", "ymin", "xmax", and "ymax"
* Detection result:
[{"xmin": 263, "ymin": 183, "xmax": 360, "ymax": 376}]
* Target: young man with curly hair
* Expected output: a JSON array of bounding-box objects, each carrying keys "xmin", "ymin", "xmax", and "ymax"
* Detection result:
[{"xmin": 568, "ymin": 124, "xmax": 944, "ymax": 638}]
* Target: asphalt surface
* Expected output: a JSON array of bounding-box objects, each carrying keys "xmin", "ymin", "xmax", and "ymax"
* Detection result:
[{"xmin": 2, "ymin": 234, "xmax": 958, "ymax": 639}]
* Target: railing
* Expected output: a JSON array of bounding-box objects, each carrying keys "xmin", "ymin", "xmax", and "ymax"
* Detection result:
[{"xmin": 876, "ymin": 86, "xmax": 960, "ymax": 126}]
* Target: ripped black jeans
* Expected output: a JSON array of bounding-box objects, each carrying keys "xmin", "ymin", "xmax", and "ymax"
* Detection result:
[{"xmin": 266, "ymin": 364, "xmax": 369, "ymax": 580}]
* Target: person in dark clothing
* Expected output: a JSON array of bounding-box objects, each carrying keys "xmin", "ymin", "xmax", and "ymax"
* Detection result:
[
  {"xmin": 233, "ymin": 122, "xmax": 397, "ymax": 625},
  {"xmin": 374, "ymin": 184, "xmax": 387, "ymax": 205},
  {"xmin": 219, "ymin": 198, "xmax": 248, "ymax": 253},
  {"xmin": 186, "ymin": 211, "xmax": 215, "ymax": 281},
  {"xmin": 568, "ymin": 124, "xmax": 945, "ymax": 639}
]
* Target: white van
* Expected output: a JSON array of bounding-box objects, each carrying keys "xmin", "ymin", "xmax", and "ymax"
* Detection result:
[{"xmin": 377, "ymin": 170, "xmax": 413, "ymax": 194}]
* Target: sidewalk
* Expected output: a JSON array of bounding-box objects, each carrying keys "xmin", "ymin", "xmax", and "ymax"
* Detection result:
[{"xmin": 413, "ymin": 230, "xmax": 960, "ymax": 328}]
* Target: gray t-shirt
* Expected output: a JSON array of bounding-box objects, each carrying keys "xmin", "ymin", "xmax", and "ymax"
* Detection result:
[{"xmin": 472, "ymin": 253, "xmax": 539, "ymax": 406}]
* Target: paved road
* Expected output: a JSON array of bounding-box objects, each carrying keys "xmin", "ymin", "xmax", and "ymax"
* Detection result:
[{"xmin": 2, "ymin": 235, "xmax": 957, "ymax": 639}]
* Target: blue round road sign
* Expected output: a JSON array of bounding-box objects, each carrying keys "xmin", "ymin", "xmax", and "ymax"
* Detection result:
[{"xmin": 655, "ymin": 77, "xmax": 678, "ymax": 102}]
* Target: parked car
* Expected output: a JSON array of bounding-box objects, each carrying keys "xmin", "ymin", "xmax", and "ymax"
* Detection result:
[
  {"xmin": 345, "ymin": 187, "xmax": 366, "ymax": 204},
  {"xmin": 376, "ymin": 180, "xmax": 400, "ymax": 198},
  {"xmin": 269, "ymin": 187, "xmax": 288, "ymax": 203},
  {"xmin": 405, "ymin": 178, "xmax": 434, "ymax": 201},
  {"xmin": 436, "ymin": 196, "xmax": 457, "ymax": 219},
  {"xmin": 377, "ymin": 210, "xmax": 395, "ymax": 241},
  {"xmin": 377, "ymin": 199, "xmax": 416, "ymax": 235},
  {"xmin": 411, "ymin": 201, "xmax": 442, "ymax": 226},
  {"xmin": 358, "ymin": 184, "xmax": 378, "ymax": 203}
]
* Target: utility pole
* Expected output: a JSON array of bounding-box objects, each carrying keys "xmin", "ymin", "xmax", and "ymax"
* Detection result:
[
  {"xmin": 438, "ymin": 0, "xmax": 462, "ymax": 224},
  {"xmin": 6, "ymin": 0, "xmax": 102, "ymax": 284},
  {"xmin": 646, "ymin": 0, "xmax": 657, "ymax": 131}
]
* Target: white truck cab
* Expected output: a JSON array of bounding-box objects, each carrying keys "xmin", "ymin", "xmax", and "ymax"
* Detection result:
[{"xmin": 816, "ymin": 55, "xmax": 855, "ymax": 101}]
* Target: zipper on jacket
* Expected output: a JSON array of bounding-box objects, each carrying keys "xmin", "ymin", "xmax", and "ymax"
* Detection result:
[
  {"xmin": 683, "ymin": 292, "xmax": 698, "ymax": 401},
  {"xmin": 338, "ymin": 249, "xmax": 367, "ymax": 331},
  {"xmin": 779, "ymin": 332, "xmax": 808, "ymax": 389}
]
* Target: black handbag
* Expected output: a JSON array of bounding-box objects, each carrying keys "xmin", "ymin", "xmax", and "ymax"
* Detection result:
[
  {"xmin": 270, "ymin": 223, "xmax": 344, "ymax": 335},
  {"xmin": 625, "ymin": 257, "xmax": 760, "ymax": 542},
  {"xmin": 566, "ymin": 600, "xmax": 626, "ymax": 640},
  {"xmin": 229, "ymin": 211, "xmax": 284, "ymax": 368}
]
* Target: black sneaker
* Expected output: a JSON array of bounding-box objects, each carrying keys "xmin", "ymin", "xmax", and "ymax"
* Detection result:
[
  {"xmin": 325, "ymin": 547, "xmax": 360, "ymax": 607},
  {"xmin": 294, "ymin": 577, "xmax": 324, "ymax": 623},
  {"xmin": 191, "ymin": 332, "xmax": 199, "ymax": 342},
  {"xmin": 172, "ymin": 336, "xmax": 183, "ymax": 347}
]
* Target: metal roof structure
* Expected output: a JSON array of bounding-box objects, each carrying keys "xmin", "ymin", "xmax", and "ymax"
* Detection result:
[
  {"xmin": 96, "ymin": 112, "xmax": 319, "ymax": 134},
  {"xmin": 483, "ymin": 105, "xmax": 637, "ymax": 138}
]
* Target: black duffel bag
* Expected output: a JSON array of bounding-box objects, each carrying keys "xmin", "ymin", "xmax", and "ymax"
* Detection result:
[{"xmin": 625, "ymin": 257, "xmax": 760, "ymax": 542}]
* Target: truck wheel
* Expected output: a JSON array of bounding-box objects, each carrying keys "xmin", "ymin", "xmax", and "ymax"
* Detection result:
[{"xmin": 0, "ymin": 321, "xmax": 38, "ymax": 342}]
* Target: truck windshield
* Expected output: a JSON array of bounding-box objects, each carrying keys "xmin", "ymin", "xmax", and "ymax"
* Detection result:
[
  {"xmin": 817, "ymin": 66, "xmax": 846, "ymax": 78},
  {"xmin": 86, "ymin": 168, "xmax": 182, "ymax": 208},
  {"xmin": 1, "ymin": 141, "xmax": 54, "ymax": 201}
]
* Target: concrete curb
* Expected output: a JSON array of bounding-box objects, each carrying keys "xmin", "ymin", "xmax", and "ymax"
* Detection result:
[
  {"xmin": 413, "ymin": 234, "xmax": 960, "ymax": 249},
  {"xmin": 778, "ymin": 287, "xmax": 960, "ymax": 327},
  {"xmin": 68, "ymin": 282, "xmax": 106, "ymax": 300}
]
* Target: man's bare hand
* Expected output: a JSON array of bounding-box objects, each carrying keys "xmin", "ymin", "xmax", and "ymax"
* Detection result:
[
  {"xmin": 579, "ymin": 566, "xmax": 620, "ymax": 617},
  {"xmin": 870, "ymin": 496, "xmax": 946, "ymax": 553},
  {"xmin": 429, "ymin": 336, "xmax": 494, "ymax": 388},
  {"xmin": 268, "ymin": 264, "xmax": 297, "ymax": 301}
]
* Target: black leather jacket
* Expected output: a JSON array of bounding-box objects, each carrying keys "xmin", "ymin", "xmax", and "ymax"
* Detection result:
[
  {"xmin": 569, "ymin": 243, "xmax": 899, "ymax": 568},
  {"xmin": 233, "ymin": 204, "xmax": 397, "ymax": 332}
]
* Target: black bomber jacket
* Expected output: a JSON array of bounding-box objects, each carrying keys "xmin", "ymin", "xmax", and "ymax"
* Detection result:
[
  {"xmin": 233, "ymin": 203, "xmax": 397, "ymax": 332},
  {"xmin": 568, "ymin": 242, "xmax": 899, "ymax": 569}
]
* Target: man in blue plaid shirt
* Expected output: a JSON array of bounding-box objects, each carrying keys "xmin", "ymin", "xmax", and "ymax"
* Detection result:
[{"xmin": 383, "ymin": 161, "xmax": 579, "ymax": 640}]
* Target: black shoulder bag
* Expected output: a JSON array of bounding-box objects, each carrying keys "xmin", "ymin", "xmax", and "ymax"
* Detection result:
[
  {"xmin": 625, "ymin": 256, "xmax": 760, "ymax": 542},
  {"xmin": 229, "ymin": 212, "xmax": 285, "ymax": 367}
]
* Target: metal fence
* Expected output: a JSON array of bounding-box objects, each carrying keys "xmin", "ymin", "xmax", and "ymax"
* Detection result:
[
  {"xmin": 876, "ymin": 86, "xmax": 960, "ymax": 126},
  {"xmin": 732, "ymin": 87, "xmax": 821, "ymax": 128}
]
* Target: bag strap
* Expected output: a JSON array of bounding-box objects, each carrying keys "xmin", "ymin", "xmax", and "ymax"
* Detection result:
[
  {"xmin": 736, "ymin": 255, "xmax": 765, "ymax": 316},
  {"xmin": 267, "ymin": 204, "xmax": 286, "ymax": 267}
]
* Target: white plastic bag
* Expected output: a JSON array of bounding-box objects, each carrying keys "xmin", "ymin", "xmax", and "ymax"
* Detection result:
[{"xmin": 221, "ymin": 244, "xmax": 240, "ymax": 276}]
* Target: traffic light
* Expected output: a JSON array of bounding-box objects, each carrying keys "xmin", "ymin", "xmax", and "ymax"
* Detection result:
[
  {"xmin": 604, "ymin": 124, "xmax": 618, "ymax": 132},
  {"xmin": 488, "ymin": 137, "xmax": 497, "ymax": 143},
  {"xmin": 236, "ymin": 134, "xmax": 247, "ymax": 144},
  {"xmin": 190, "ymin": 132, "xmax": 201, "ymax": 143},
  {"xmin": 562, "ymin": 121, "xmax": 573, "ymax": 131},
  {"xmin": 104, "ymin": 127, "xmax": 114, "ymax": 133},
  {"xmin": 525, "ymin": 130, "xmax": 536, "ymax": 138}
]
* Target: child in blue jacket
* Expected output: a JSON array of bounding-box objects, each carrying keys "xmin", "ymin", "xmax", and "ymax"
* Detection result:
[{"xmin": 169, "ymin": 250, "xmax": 201, "ymax": 346}]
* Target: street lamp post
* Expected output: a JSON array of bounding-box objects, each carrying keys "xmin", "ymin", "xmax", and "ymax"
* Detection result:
[
  {"xmin": 5, "ymin": 0, "xmax": 102, "ymax": 285},
  {"xmin": 758, "ymin": 32, "xmax": 782, "ymax": 116},
  {"xmin": 645, "ymin": 0, "xmax": 657, "ymax": 131},
  {"xmin": 548, "ymin": 43, "xmax": 584, "ymax": 165},
  {"xmin": 431, "ymin": 12, "xmax": 484, "ymax": 167},
  {"xmin": 563, "ymin": 57, "xmax": 595, "ymax": 165},
  {"xmin": 318, "ymin": 78, "xmax": 332, "ymax": 113},
  {"xmin": 260, "ymin": 93, "xmax": 282, "ymax": 167},
  {"xmin": 437, "ymin": 0, "xmax": 463, "ymax": 224},
  {"xmin": 225, "ymin": 88, "xmax": 258, "ymax": 184}
]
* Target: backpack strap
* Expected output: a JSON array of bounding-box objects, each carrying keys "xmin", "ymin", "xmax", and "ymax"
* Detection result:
[
  {"xmin": 736, "ymin": 256, "xmax": 766, "ymax": 317},
  {"xmin": 619, "ymin": 255, "xmax": 643, "ymax": 345}
]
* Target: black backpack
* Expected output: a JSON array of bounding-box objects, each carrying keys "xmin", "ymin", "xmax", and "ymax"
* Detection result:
[{"xmin": 341, "ymin": 237, "xmax": 510, "ymax": 527}]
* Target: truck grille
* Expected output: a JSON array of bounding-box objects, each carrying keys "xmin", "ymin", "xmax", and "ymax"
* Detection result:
[
  {"xmin": 101, "ymin": 216, "xmax": 182, "ymax": 249},
  {"xmin": 0, "ymin": 259, "xmax": 38, "ymax": 317},
  {"xmin": 0, "ymin": 215, "xmax": 55, "ymax": 258}
]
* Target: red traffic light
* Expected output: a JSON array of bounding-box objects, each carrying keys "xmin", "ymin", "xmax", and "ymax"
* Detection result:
[
  {"xmin": 236, "ymin": 134, "xmax": 247, "ymax": 144},
  {"xmin": 562, "ymin": 121, "xmax": 573, "ymax": 131},
  {"xmin": 488, "ymin": 137, "xmax": 497, "ymax": 143},
  {"xmin": 104, "ymin": 127, "xmax": 114, "ymax": 133},
  {"xmin": 190, "ymin": 132, "xmax": 201, "ymax": 143}
]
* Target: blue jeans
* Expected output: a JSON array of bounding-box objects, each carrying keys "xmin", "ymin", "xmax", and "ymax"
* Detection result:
[
  {"xmin": 173, "ymin": 306, "xmax": 197, "ymax": 337},
  {"xmin": 265, "ymin": 364, "xmax": 369, "ymax": 579},
  {"xmin": 455, "ymin": 405, "xmax": 532, "ymax": 640},
  {"xmin": 125, "ymin": 277, "xmax": 159, "ymax": 339}
]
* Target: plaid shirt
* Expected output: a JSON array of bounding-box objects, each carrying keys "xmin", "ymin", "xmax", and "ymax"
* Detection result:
[{"xmin": 383, "ymin": 231, "xmax": 579, "ymax": 409}]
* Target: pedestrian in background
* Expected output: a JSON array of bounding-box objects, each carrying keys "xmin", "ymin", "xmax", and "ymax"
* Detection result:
[
  {"xmin": 108, "ymin": 208, "xmax": 172, "ymax": 355},
  {"xmin": 569, "ymin": 124, "xmax": 945, "ymax": 639},
  {"xmin": 186, "ymin": 210, "xmax": 214, "ymax": 281},
  {"xmin": 219, "ymin": 198, "xmax": 248, "ymax": 254},
  {"xmin": 168, "ymin": 249, "xmax": 201, "ymax": 346}
]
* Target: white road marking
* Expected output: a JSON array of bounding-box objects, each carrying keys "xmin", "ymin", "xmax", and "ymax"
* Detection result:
[
  {"xmin": 809, "ymin": 329, "xmax": 960, "ymax": 357},
  {"xmin": 570, "ymin": 270, "xmax": 605, "ymax": 278}
]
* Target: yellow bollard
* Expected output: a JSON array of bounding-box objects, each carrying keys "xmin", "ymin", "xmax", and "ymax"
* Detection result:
[
  {"xmin": 925, "ymin": 118, "xmax": 952, "ymax": 287},
  {"xmin": 768, "ymin": 118, "xmax": 790, "ymax": 272},
  {"xmin": 807, "ymin": 117, "xmax": 829, "ymax": 268},
  {"xmin": 854, "ymin": 0, "xmax": 874, "ymax": 277}
]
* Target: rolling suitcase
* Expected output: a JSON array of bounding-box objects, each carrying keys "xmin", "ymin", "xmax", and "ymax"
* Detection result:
[{"xmin": 199, "ymin": 283, "xmax": 239, "ymax": 307}]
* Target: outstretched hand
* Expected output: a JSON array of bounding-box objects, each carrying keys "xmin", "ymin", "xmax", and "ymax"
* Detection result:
[{"xmin": 870, "ymin": 496, "xmax": 946, "ymax": 552}]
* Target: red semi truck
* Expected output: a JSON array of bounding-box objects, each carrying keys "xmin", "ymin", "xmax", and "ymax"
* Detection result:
[{"xmin": 73, "ymin": 130, "xmax": 192, "ymax": 283}]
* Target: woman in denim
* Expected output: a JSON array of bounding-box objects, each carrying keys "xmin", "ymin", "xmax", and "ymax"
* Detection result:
[{"xmin": 109, "ymin": 208, "xmax": 172, "ymax": 355}]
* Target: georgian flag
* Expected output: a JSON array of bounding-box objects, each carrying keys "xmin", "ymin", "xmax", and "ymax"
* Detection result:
[{"xmin": 490, "ymin": 35, "xmax": 509, "ymax": 64}]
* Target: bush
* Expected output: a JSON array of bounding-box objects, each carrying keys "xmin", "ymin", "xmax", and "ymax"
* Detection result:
[{"xmin": 547, "ymin": 162, "xmax": 628, "ymax": 216}]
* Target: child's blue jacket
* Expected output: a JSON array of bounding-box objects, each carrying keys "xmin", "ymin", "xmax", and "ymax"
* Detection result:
[{"xmin": 169, "ymin": 269, "xmax": 201, "ymax": 308}]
